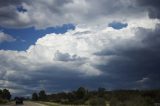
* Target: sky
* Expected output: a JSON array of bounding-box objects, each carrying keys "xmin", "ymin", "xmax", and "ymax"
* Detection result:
[{"xmin": 0, "ymin": 0, "xmax": 160, "ymax": 96}]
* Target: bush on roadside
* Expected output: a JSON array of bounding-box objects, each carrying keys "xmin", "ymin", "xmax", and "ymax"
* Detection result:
[
  {"xmin": 89, "ymin": 97, "xmax": 106, "ymax": 106},
  {"xmin": 0, "ymin": 99, "xmax": 8, "ymax": 104},
  {"xmin": 110, "ymin": 95, "xmax": 153, "ymax": 106}
]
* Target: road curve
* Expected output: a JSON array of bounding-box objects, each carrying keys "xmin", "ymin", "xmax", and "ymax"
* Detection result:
[{"xmin": 0, "ymin": 101, "xmax": 47, "ymax": 106}]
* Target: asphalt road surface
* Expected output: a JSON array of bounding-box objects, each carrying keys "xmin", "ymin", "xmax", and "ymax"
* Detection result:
[{"xmin": 0, "ymin": 101, "xmax": 47, "ymax": 106}]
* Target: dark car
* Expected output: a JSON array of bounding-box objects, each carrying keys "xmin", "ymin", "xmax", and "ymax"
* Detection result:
[{"xmin": 15, "ymin": 97, "xmax": 23, "ymax": 105}]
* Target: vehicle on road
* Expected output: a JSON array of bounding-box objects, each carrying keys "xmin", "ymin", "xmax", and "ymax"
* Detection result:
[{"xmin": 15, "ymin": 97, "xmax": 23, "ymax": 105}]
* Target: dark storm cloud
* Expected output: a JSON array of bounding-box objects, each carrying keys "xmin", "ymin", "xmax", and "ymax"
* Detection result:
[
  {"xmin": 136, "ymin": 0, "xmax": 160, "ymax": 19},
  {"xmin": 134, "ymin": 25, "xmax": 160, "ymax": 88},
  {"xmin": 95, "ymin": 25, "xmax": 160, "ymax": 89},
  {"xmin": 2, "ymin": 62, "xmax": 102, "ymax": 95},
  {"xmin": 0, "ymin": 0, "xmax": 22, "ymax": 7}
]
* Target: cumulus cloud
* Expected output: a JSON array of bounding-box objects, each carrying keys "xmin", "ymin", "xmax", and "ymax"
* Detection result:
[
  {"xmin": 0, "ymin": 31, "xmax": 16, "ymax": 43},
  {"xmin": 0, "ymin": 0, "xmax": 160, "ymax": 95},
  {"xmin": 0, "ymin": 17, "xmax": 160, "ymax": 95}
]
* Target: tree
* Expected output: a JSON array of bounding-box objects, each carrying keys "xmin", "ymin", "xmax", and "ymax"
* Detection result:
[
  {"xmin": 0, "ymin": 89, "xmax": 2, "ymax": 98},
  {"xmin": 39, "ymin": 90, "xmax": 47, "ymax": 101},
  {"xmin": 2, "ymin": 89, "xmax": 11, "ymax": 100},
  {"xmin": 76, "ymin": 87, "xmax": 87, "ymax": 99},
  {"xmin": 32, "ymin": 92, "xmax": 38, "ymax": 101},
  {"xmin": 98, "ymin": 87, "xmax": 106, "ymax": 97}
]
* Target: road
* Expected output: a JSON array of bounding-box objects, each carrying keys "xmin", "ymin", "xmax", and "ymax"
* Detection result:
[{"xmin": 0, "ymin": 101, "xmax": 47, "ymax": 106}]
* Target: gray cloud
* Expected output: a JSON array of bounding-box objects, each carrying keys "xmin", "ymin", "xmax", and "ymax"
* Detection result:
[
  {"xmin": 0, "ymin": 31, "xmax": 16, "ymax": 43},
  {"xmin": 0, "ymin": 0, "xmax": 29, "ymax": 28},
  {"xmin": 0, "ymin": 0, "xmax": 147, "ymax": 28},
  {"xmin": 136, "ymin": 0, "xmax": 160, "ymax": 19},
  {"xmin": 0, "ymin": 0, "xmax": 22, "ymax": 7},
  {"xmin": 54, "ymin": 50, "xmax": 83, "ymax": 62},
  {"xmin": 95, "ymin": 25, "xmax": 160, "ymax": 89}
]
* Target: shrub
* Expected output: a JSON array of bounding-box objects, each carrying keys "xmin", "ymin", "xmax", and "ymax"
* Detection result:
[
  {"xmin": 0, "ymin": 99, "xmax": 8, "ymax": 104},
  {"xmin": 89, "ymin": 97, "xmax": 106, "ymax": 106},
  {"xmin": 110, "ymin": 95, "xmax": 153, "ymax": 106}
]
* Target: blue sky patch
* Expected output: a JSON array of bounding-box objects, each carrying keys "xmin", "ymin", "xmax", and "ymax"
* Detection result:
[
  {"xmin": 17, "ymin": 5, "xmax": 27, "ymax": 13},
  {"xmin": 108, "ymin": 21, "xmax": 128, "ymax": 29},
  {"xmin": 0, "ymin": 24, "xmax": 75, "ymax": 51}
]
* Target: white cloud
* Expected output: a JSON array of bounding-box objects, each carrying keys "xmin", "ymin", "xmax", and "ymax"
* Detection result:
[
  {"xmin": 0, "ymin": 32, "xmax": 16, "ymax": 43},
  {"xmin": 0, "ymin": 18, "xmax": 158, "ymax": 76},
  {"xmin": 136, "ymin": 77, "xmax": 149, "ymax": 84}
]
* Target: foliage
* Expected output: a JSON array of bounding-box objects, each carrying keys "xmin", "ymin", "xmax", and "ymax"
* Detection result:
[
  {"xmin": 0, "ymin": 89, "xmax": 11, "ymax": 104},
  {"xmin": 89, "ymin": 97, "xmax": 106, "ymax": 106},
  {"xmin": 2, "ymin": 89, "xmax": 11, "ymax": 100},
  {"xmin": 39, "ymin": 90, "xmax": 47, "ymax": 101},
  {"xmin": 98, "ymin": 87, "xmax": 106, "ymax": 97},
  {"xmin": 76, "ymin": 87, "xmax": 87, "ymax": 99},
  {"xmin": 32, "ymin": 92, "xmax": 38, "ymax": 101},
  {"xmin": 0, "ymin": 99, "xmax": 8, "ymax": 104},
  {"xmin": 31, "ymin": 88, "xmax": 160, "ymax": 106},
  {"xmin": 109, "ymin": 90, "xmax": 154, "ymax": 106}
]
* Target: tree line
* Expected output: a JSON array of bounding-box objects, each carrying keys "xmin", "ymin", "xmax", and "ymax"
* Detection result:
[
  {"xmin": 32, "ymin": 87, "xmax": 160, "ymax": 106},
  {"xmin": 0, "ymin": 89, "xmax": 11, "ymax": 104}
]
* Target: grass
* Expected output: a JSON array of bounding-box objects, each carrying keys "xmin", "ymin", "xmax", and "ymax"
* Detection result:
[
  {"xmin": 0, "ymin": 100, "xmax": 15, "ymax": 106},
  {"xmin": 38, "ymin": 101, "xmax": 110, "ymax": 106},
  {"xmin": 38, "ymin": 101, "xmax": 61, "ymax": 106},
  {"xmin": 0, "ymin": 99, "xmax": 9, "ymax": 104},
  {"xmin": 38, "ymin": 101, "xmax": 89, "ymax": 106}
]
